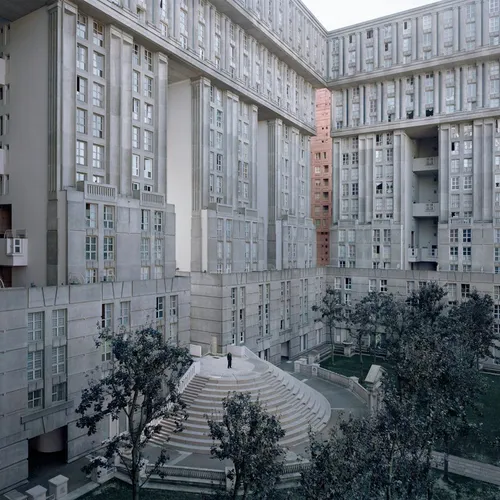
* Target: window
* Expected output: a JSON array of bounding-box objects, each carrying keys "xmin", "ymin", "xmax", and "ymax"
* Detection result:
[
  {"xmin": 141, "ymin": 266, "xmax": 150, "ymax": 280},
  {"xmin": 143, "ymin": 76, "xmax": 153, "ymax": 98},
  {"xmin": 144, "ymin": 103, "xmax": 153, "ymax": 125},
  {"xmin": 77, "ymin": 76, "xmax": 87, "ymax": 102},
  {"xmin": 86, "ymin": 204, "xmax": 97, "ymax": 230},
  {"xmin": 77, "ymin": 44, "xmax": 87, "ymax": 71},
  {"xmin": 369, "ymin": 279, "xmax": 376, "ymax": 292},
  {"xmin": 461, "ymin": 284, "xmax": 470, "ymax": 298},
  {"xmin": 52, "ymin": 382, "xmax": 66, "ymax": 403},
  {"xmin": 144, "ymin": 130, "xmax": 153, "ymax": 152},
  {"xmin": 76, "ymin": 140, "xmax": 87, "ymax": 165},
  {"xmin": 451, "ymin": 177, "xmax": 460, "ymax": 190},
  {"xmin": 85, "ymin": 269, "xmax": 97, "ymax": 283},
  {"xmin": 155, "ymin": 237, "xmax": 163, "ymax": 260},
  {"xmin": 141, "ymin": 237, "xmax": 150, "ymax": 260},
  {"xmin": 27, "ymin": 351, "xmax": 43, "ymax": 380},
  {"xmin": 76, "ymin": 108, "xmax": 87, "ymax": 134},
  {"xmin": 92, "ymin": 144, "xmax": 104, "ymax": 169},
  {"xmin": 463, "ymin": 176, "xmax": 472, "ymax": 190},
  {"xmin": 28, "ymin": 389, "xmax": 43, "ymax": 409},
  {"xmin": 132, "ymin": 99, "xmax": 140, "ymax": 121},
  {"xmin": 380, "ymin": 279, "xmax": 388, "ymax": 292},
  {"xmin": 52, "ymin": 346, "xmax": 66, "ymax": 375},
  {"xmin": 52, "ymin": 309, "xmax": 66, "ymax": 338},
  {"xmin": 344, "ymin": 277, "xmax": 352, "ymax": 290},
  {"xmin": 141, "ymin": 209, "xmax": 150, "ymax": 231},
  {"xmin": 93, "ymin": 52, "xmax": 104, "ymax": 77},
  {"xmin": 144, "ymin": 49, "xmax": 153, "ymax": 71},
  {"xmin": 103, "ymin": 205, "xmax": 114, "ymax": 229},
  {"xmin": 132, "ymin": 154, "xmax": 140, "ymax": 177},
  {"xmin": 132, "ymin": 126, "xmax": 140, "ymax": 149},
  {"xmin": 92, "ymin": 21, "xmax": 104, "ymax": 46},
  {"xmin": 103, "ymin": 236, "xmax": 114, "ymax": 260},
  {"xmin": 85, "ymin": 236, "xmax": 97, "ymax": 260},
  {"xmin": 144, "ymin": 158, "xmax": 153, "ymax": 179},
  {"xmin": 151, "ymin": 211, "xmax": 163, "ymax": 233},
  {"xmin": 92, "ymin": 115, "xmax": 104, "ymax": 139},
  {"xmin": 119, "ymin": 301, "xmax": 130, "ymax": 327},
  {"xmin": 156, "ymin": 296, "xmax": 165, "ymax": 320}
]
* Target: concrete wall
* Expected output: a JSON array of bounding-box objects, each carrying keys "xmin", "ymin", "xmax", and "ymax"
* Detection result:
[
  {"xmin": 1, "ymin": 9, "xmax": 49, "ymax": 287},
  {"xmin": 167, "ymin": 80, "xmax": 192, "ymax": 273},
  {"xmin": 0, "ymin": 276, "xmax": 190, "ymax": 492}
]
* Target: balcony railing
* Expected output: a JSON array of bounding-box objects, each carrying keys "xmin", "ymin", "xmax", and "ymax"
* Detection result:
[
  {"xmin": 0, "ymin": 229, "xmax": 28, "ymax": 266},
  {"xmin": 77, "ymin": 181, "xmax": 117, "ymax": 201},
  {"xmin": 133, "ymin": 190, "xmax": 165, "ymax": 207},
  {"xmin": 413, "ymin": 156, "xmax": 438, "ymax": 173},
  {"xmin": 413, "ymin": 202, "xmax": 439, "ymax": 217}
]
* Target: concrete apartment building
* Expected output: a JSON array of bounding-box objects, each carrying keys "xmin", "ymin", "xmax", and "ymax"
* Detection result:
[
  {"xmin": 2, "ymin": 0, "xmax": 500, "ymax": 493},
  {"xmin": 326, "ymin": 0, "xmax": 500, "ymax": 352},
  {"xmin": 311, "ymin": 88, "xmax": 332, "ymax": 265},
  {"xmin": 0, "ymin": 0, "xmax": 326, "ymax": 491}
]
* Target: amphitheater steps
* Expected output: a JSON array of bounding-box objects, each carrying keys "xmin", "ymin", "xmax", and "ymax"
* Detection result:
[{"xmin": 150, "ymin": 360, "xmax": 331, "ymax": 453}]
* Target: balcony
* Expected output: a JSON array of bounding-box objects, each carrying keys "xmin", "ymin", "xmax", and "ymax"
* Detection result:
[
  {"xmin": 0, "ymin": 58, "xmax": 5, "ymax": 86},
  {"xmin": 0, "ymin": 230, "xmax": 28, "ymax": 266},
  {"xmin": 413, "ymin": 202, "xmax": 439, "ymax": 217},
  {"xmin": 408, "ymin": 246, "xmax": 438, "ymax": 263},
  {"xmin": 133, "ymin": 190, "xmax": 165, "ymax": 207},
  {"xmin": 413, "ymin": 157, "xmax": 438, "ymax": 173},
  {"xmin": 77, "ymin": 181, "xmax": 116, "ymax": 201}
]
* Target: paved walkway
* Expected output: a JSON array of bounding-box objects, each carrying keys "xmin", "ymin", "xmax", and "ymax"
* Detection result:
[{"xmin": 7, "ymin": 356, "xmax": 500, "ymax": 498}]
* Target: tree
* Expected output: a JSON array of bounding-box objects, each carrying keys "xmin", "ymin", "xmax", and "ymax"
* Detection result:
[
  {"xmin": 303, "ymin": 283, "xmax": 496, "ymax": 499},
  {"xmin": 207, "ymin": 392, "xmax": 286, "ymax": 499},
  {"xmin": 312, "ymin": 286, "xmax": 345, "ymax": 366},
  {"xmin": 75, "ymin": 326, "xmax": 193, "ymax": 500},
  {"xmin": 349, "ymin": 291, "xmax": 398, "ymax": 377}
]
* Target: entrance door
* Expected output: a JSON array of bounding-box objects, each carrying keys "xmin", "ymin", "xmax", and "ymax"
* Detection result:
[{"xmin": 280, "ymin": 341, "xmax": 290, "ymax": 361}]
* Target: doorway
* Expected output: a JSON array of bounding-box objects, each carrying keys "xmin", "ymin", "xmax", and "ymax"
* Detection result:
[
  {"xmin": 280, "ymin": 341, "xmax": 290, "ymax": 362},
  {"xmin": 28, "ymin": 426, "xmax": 68, "ymax": 479}
]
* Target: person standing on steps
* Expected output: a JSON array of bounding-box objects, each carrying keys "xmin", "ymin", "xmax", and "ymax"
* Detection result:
[{"xmin": 227, "ymin": 351, "xmax": 232, "ymax": 369}]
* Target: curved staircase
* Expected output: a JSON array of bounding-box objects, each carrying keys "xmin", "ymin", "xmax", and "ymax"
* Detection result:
[{"xmin": 150, "ymin": 356, "xmax": 331, "ymax": 454}]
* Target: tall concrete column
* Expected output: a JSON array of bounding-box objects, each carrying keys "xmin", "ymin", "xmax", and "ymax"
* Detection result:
[
  {"xmin": 359, "ymin": 85, "xmax": 365, "ymax": 125},
  {"xmin": 412, "ymin": 18, "xmax": 418, "ymax": 57},
  {"xmin": 365, "ymin": 136, "xmax": 373, "ymax": 222},
  {"xmin": 377, "ymin": 82, "xmax": 382, "ymax": 122},
  {"xmin": 483, "ymin": 120, "xmax": 494, "ymax": 222},
  {"xmin": 477, "ymin": 63, "xmax": 484, "ymax": 108},
  {"xmin": 455, "ymin": 67, "xmax": 461, "ymax": 111},
  {"xmin": 359, "ymin": 136, "xmax": 366, "ymax": 224},
  {"xmin": 393, "ymin": 133, "xmax": 401, "ymax": 223},
  {"xmin": 343, "ymin": 90, "xmax": 348, "ymax": 126},
  {"xmin": 373, "ymin": 28, "xmax": 379, "ymax": 69},
  {"xmin": 392, "ymin": 22, "xmax": 398, "ymax": 64},
  {"xmin": 453, "ymin": 7, "xmax": 460, "ymax": 52},
  {"xmin": 395, "ymin": 79, "xmax": 401, "ymax": 120},
  {"xmin": 432, "ymin": 12, "xmax": 439, "ymax": 56},
  {"xmin": 414, "ymin": 75, "xmax": 420, "ymax": 117},
  {"xmin": 473, "ymin": 122, "xmax": 483, "ymax": 221},
  {"xmin": 332, "ymin": 139, "xmax": 341, "ymax": 223},
  {"xmin": 434, "ymin": 71, "xmax": 440, "ymax": 114},
  {"xmin": 356, "ymin": 32, "xmax": 361, "ymax": 72},
  {"xmin": 191, "ymin": 77, "xmax": 211, "ymax": 211},
  {"xmin": 438, "ymin": 126, "xmax": 450, "ymax": 223},
  {"xmin": 155, "ymin": 54, "xmax": 168, "ymax": 197}
]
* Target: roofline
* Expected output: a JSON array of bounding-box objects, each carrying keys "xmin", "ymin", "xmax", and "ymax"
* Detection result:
[{"xmin": 326, "ymin": 0, "xmax": 456, "ymax": 35}]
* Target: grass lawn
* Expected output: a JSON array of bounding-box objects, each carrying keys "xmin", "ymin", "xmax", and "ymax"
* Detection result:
[
  {"xmin": 321, "ymin": 355, "xmax": 500, "ymax": 464},
  {"xmin": 320, "ymin": 353, "xmax": 393, "ymax": 382}
]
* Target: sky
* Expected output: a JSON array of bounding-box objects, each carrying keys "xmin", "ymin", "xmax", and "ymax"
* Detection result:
[{"xmin": 302, "ymin": 0, "xmax": 439, "ymax": 30}]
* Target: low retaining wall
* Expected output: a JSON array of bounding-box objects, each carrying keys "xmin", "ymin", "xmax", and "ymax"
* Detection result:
[{"xmin": 294, "ymin": 359, "xmax": 370, "ymax": 406}]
